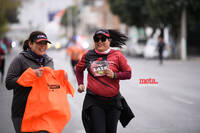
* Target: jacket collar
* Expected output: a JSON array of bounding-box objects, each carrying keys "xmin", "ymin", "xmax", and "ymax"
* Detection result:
[{"xmin": 20, "ymin": 50, "xmax": 52, "ymax": 65}]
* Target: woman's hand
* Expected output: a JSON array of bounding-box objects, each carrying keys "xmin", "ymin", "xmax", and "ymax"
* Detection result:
[
  {"xmin": 78, "ymin": 84, "xmax": 85, "ymax": 93},
  {"xmin": 105, "ymin": 68, "xmax": 114, "ymax": 78},
  {"xmin": 34, "ymin": 68, "xmax": 44, "ymax": 77},
  {"xmin": 64, "ymin": 71, "xmax": 68, "ymax": 80}
]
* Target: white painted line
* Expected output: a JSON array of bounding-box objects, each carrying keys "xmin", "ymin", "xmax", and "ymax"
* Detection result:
[
  {"xmin": 76, "ymin": 130, "xmax": 85, "ymax": 133},
  {"xmin": 171, "ymin": 95, "xmax": 194, "ymax": 105}
]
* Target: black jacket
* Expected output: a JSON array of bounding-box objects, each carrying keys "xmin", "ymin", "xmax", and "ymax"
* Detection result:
[
  {"xmin": 5, "ymin": 50, "xmax": 54, "ymax": 117},
  {"xmin": 120, "ymin": 96, "xmax": 135, "ymax": 127}
]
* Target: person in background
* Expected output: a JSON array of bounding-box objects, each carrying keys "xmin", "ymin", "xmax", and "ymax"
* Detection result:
[
  {"xmin": 0, "ymin": 38, "xmax": 7, "ymax": 82},
  {"xmin": 0, "ymin": 38, "xmax": 6, "ymax": 83},
  {"xmin": 3, "ymin": 37, "xmax": 12, "ymax": 54},
  {"xmin": 157, "ymin": 35, "xmax": 165, "ymax": 65},
  {"xmin": 66, "ymin": 37, "xmax": 85, "ymax": 74},
  {"xmin": 5, "ymin": 31, "xmax": 54, "ymax": 133},
  {"xmin": 75, "ymin": 29, "xmax": 132, "ymax": 133}
]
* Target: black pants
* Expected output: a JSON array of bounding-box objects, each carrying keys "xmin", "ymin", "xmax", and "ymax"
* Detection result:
[
  {"xmin": 0, "ymin": 58, "xmax": 5, "ymax": 82},
  {"xmin": 89, "ymin": 105, "xmax": 121, "ymax": 133},
  {"xmin": 83, "ymin": 93, "xmax": 121, "ymax": 133},
  {"xmin": 159, "ymin": 51, "xmax": 163, "ymax": 64},
  {"xmin": 12, "ymin": 117, "xmax": 48, "ymax": 133}
]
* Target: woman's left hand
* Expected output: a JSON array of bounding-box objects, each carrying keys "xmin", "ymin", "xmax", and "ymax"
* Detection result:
[{"xmin": 105, "ymin": 68, "xmax": 114, "ymax": 78}]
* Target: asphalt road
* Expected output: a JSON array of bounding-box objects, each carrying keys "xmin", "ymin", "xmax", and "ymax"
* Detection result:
[{"xmin": 0, "ymin": 46, "xmax": 200, "ymax": 133}]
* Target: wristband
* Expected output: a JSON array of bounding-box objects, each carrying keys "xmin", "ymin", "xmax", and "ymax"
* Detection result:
[{"xmin": 113, "ymin": 72, "xmax": 117, "ymax": 79}]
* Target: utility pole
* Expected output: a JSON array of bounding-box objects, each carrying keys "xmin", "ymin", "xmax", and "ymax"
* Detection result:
[
  {"xmin": 180, "ymin": 7, "xmax": 187, "ymax": 60},
  {"xmin": 67, "ymin": 6, "xmax": 72, "ymax": 37}
]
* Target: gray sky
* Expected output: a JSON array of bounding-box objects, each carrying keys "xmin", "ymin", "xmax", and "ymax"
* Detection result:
[
  {"xmin": 17, "ymin": 0, "xmax": 75, "ymax": 40},
  {"xmin": 18, "ymin": 0, "xmax": 74, "ymax": 28}
]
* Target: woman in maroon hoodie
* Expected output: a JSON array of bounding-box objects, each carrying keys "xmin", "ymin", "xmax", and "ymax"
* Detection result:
[{"xmin": 75, "ymin": 29, "xmax": 132, "ymax": 133}]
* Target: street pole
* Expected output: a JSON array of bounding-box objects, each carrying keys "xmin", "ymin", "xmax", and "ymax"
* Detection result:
[
  {"xmin": 180, "ymin": 8, "xmax": 187, "ymax": 60},
  {"xmin": 67, "ymin": 6, "xmax": 72, "ymax": 37}
]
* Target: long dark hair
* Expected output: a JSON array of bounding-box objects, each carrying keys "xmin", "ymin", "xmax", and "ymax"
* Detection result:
[
  {"xmin": 108, "ymin": 29, "xmax": 128, "ymax": 48},
  {"xmin": 23, "ymin": 31, "xmax": 47, "ymax": 51}
]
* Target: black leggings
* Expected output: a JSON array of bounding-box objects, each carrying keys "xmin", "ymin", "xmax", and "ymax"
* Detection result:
[
  {"xmin": 89, "ymin": 105, "xmax": 121, "ymax": 133},
  {"xmin": 12, "ymin": 117, "xmax": 48, "ymax": 133}
]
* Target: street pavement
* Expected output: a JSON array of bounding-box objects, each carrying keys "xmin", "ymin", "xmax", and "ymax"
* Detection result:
[{"xmin": 0, "ymin": 46, "xmax": 200, "ymax": 133}]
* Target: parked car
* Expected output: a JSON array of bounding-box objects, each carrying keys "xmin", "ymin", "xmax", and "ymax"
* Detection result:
[
  {"xmin": 48, "ymin": 37, "xmax": 68, "ymax": 50},
  {"xmin": 126, "ymin": 38, "xmax": 147, "ymax": 56},
  {"xmin": 143, "ymin": 38, "xmax": 171, "ymax": 58}
]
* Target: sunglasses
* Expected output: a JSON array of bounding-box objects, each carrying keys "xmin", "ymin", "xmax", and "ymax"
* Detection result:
[
  {"xmin": 93, "ymin": 36, "xmax": 108, "ymax": 43},
  {"xmin": 36, "ymin": 41, "xmax": 48, "ymax": 45}
]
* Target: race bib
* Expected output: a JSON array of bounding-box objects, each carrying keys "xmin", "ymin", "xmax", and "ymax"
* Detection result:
[{"xmin": 90, "ymin": 60, "xmax": 108, "ymax": 77}]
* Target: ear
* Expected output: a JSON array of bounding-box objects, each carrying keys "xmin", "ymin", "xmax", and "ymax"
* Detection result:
[{"xmin": 28, "ymin": 41, "xmax": 33, "ymax": 48}]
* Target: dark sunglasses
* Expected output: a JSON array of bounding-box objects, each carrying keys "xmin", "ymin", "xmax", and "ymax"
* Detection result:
[
  {"xmin": 93, "ymin": 36, "xmax": 108, "ymax": 43},
  {"xmin": 36, "ymin": 42, "xmax": 48, "ymax": 46}
]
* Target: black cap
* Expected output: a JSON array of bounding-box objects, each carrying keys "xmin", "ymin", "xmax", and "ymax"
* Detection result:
[
  {"xmin": 94, "ymin": 29, "xmax": 110, "ymax": 37},
  {"xmin": 33, "ymin": 33, "xmax": 51, "ymax": 44}
]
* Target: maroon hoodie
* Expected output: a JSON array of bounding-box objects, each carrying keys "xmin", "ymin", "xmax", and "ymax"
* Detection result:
[{"xmin": 75, "ymin": 49, "xmax": 131, "ymax": 97}]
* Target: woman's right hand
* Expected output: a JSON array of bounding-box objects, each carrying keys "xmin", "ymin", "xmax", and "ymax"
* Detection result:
[
  {"xmin": 34, "ymin": 68, "xmax": 44, "ymax": 77},
  {"xmin": 78, "ymin": 84, "xmax": 85, "ymax": 93}
]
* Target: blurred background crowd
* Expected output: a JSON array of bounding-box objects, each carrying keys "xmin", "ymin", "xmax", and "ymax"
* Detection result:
[{"xmin": 0, "ymin": 0, "xmax": 200, "ymax": 60}]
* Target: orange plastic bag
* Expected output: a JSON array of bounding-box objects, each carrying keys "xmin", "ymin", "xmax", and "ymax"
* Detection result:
[{"xmin": 17, "ymin": 67, "xmax": 74, "ymax": 133}]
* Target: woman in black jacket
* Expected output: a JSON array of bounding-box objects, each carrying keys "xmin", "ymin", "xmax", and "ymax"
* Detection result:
[{"xmin": 5, "ymin": 31, "xmax": 54, "ymax": 133}]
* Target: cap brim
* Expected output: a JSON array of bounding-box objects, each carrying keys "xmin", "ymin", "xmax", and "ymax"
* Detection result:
[
  {"xmin": 95, "ymin": 33, "xmax": 110, "ymax": 37},
  {"xmin": 36, "ymin": 39, "xmax": 51, "ymax": 44},
  {"xmin": 94, "ymin": 30, "xmax": 110, "ymax": 37}
]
